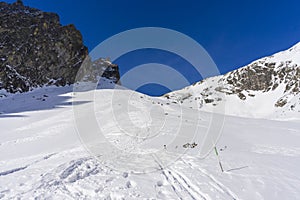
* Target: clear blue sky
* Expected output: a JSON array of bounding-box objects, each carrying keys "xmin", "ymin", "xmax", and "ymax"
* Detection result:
[{"xmin": 3, "ymin": 0, "xmax": 300, "ymax": 95}]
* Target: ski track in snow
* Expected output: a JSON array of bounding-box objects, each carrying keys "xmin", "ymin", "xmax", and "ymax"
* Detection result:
[
  {"xmin": 153, "ymin": 154, "xmax": 210, "ymax": 200},
  {"xmin": 156, "ymin": 163, "xmax": 198, "ymax": 199},
  {"xmin": 168, "ymin": 169, "xmax": 210, "ymax": 200},
  {"xmin": 180, "ymin": 158, "xmax": 238, "ymax": 200},
  {"xmin": 0, "ymin": 153, "xmax": 56, "ymax": 177}
]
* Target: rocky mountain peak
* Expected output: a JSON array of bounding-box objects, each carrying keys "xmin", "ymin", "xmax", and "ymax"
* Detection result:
[
  {"xmin": 221, "ymin": 43, "xmax": 300, "ymax": 104},
  {"xmin": 0, "ymin": 1, "xmax": 120, "ymax": 93},
  {"xmin": 166, "ymin": 42, "xmax": 300, "ymax": 119},
  {"xmin": 13, "ymin": 0, "xmax": 23, "ymax": 6}
]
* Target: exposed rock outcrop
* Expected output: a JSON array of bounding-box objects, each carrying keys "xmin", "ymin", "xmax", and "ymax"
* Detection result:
[
  {"xmin": 0, "ymin": 1, "xmax": 120, "ymax": 93},
  {"xmin": 165, "ymin": 42, "xmax": 300, "ymax": 118}
]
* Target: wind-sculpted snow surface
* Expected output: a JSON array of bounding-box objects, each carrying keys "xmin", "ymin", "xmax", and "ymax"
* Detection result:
[{"xmin": 0, "ymin": 86, "xmax": 300, "ymax": 199}]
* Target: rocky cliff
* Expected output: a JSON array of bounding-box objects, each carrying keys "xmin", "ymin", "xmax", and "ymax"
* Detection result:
[{"xmin": 0, "ymin": 1, "xmax": 120, "ymax": 93}]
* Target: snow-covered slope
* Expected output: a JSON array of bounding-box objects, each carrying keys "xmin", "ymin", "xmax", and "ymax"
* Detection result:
[
  {"xmin": 166, "ymin": 42, "xmax": 300, "ymax": 120},
  {"xmin": 1, "ymin": 43, "xmax": 300, "ymax": 199},
  {"xmin": 1, "ymin": 86, "xmax": 300, "ymax": 199}
]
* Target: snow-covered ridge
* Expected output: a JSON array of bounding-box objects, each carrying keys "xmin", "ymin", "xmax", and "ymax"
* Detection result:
[
  {"xmin": 166, "ymin": 42, "xmax": 300, "ymax": 120},
  {"xmin": 244, "ymin": 41, "xmax": 300, "ymax": 68},
  {"xmin": 262, "ymin": 41, "xmax": 300, "ymax": 65}
]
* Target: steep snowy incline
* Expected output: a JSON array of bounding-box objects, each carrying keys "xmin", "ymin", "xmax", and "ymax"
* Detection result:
[
  {"xmin": 165, "ymin": 42, "xmax": 300, "ymax": 120},
  {"xmin": 265, "ymin": 41, "xmax": 300, "ymax": 64},
  {"xmin": 0, "ymin": 86, "xmax": 300, "ymax": 199}
]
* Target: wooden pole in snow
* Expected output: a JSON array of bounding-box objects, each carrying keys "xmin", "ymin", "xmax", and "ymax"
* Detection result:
[{"xmin": 214, "ymin": 146, "xmax": 224, "ymax": 172}]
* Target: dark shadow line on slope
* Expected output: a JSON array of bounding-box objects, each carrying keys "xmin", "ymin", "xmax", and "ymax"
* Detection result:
[
  {"xmin": 0, "ymin": 166, "xmax": 28, "ymax": 176},
  {"xmin": 0, "ymin": 114, "xmax": 28, "ymax": 118},
  {"xmin": 226, "ymin": 166, "xmax": 249, "ymax": 172},
  {"xmin": 0, "ymin": 86, "xmax": 92, "ymax": 116}
]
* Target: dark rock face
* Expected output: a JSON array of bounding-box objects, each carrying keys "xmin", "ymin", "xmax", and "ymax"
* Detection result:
[
  {"xmin": 219, "ymin": 58, "xmax": 300, "ymax": 110},
  {"xmin": 0, "ymin": 1, "xmax": 120, "ymax": 93},
  {"xmin": 226, "ymin": 63, "xmax": 274, "ymax": 92},
  {"xmin": 225, "ymin": 61, "xmax": 300, "ymax": 93},
  {"xmin": 76, "ymin": 57, "xmax": 120, "ymax": 84},
  {"xmin": 219, "ymin": 60, "xmax": 300, "ymax": 106}
]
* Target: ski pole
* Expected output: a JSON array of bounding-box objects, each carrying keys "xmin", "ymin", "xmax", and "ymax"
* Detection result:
[{"xmin": 214, "ymin": 146, "xmax": 224, "ymax": 172}]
